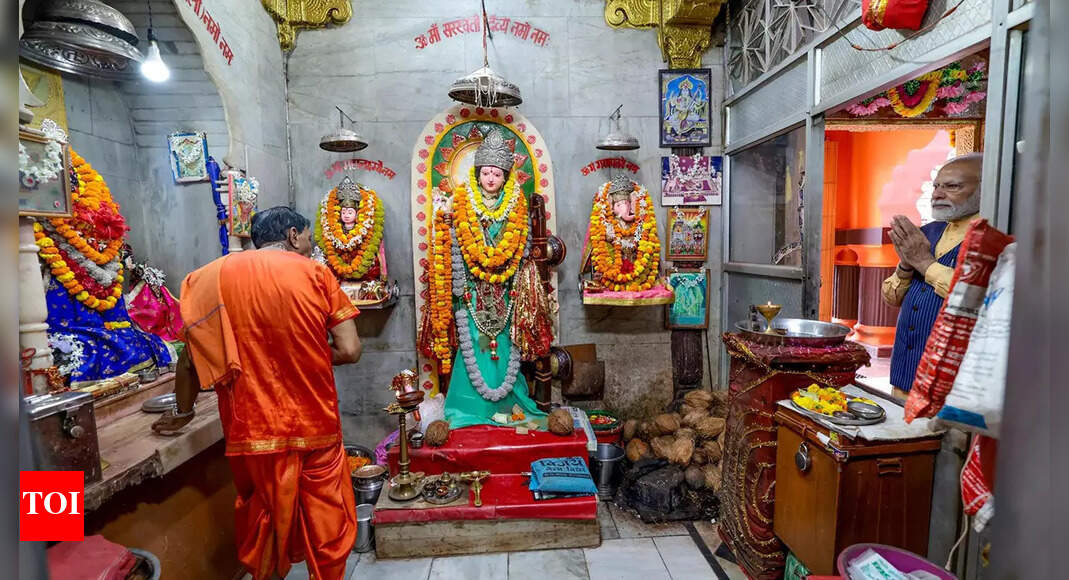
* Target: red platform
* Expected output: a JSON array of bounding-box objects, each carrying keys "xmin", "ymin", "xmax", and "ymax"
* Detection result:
[
  {"xmin": 373, "ymin": 473, "xmax": 596, "ymax": 524},
  {"xmin": 387, "ymin": 424, "xmax": 590, "ymax": 476}
]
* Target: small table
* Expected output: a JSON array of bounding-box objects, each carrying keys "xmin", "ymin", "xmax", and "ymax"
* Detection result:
[{"xmin": 772, "ymin": 393, "xmax": 943, "ymax": 576}]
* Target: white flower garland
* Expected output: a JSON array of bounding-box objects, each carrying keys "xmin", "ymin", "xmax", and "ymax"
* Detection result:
[
  {"xmin": 49, "ymin": 333, "xmax": 85, "ymax": 377},
  {"xmin": 602, "ymin": 185, "xmax": 650, "ymax": 254},
  {"xmin": 319, "ymin": 189, "xmax": 378, "ymax": 251},
  {"xmin": 53, "ymin": 236, "xmax": 122, "ymax": 286},
  {"xmin": 455, "ymin": 308, "xmax": 522, "ymax": 402},
  {"xmin": 18, "ymin": 139, "xmax": 64, "ymax": 190}
]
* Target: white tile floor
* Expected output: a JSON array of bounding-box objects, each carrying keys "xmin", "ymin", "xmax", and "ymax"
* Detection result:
[{"xmin": 271, "ymin": 502, "xmax": 746, "ymax": 580}]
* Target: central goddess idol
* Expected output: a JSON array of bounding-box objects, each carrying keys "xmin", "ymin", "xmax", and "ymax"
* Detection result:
[{"xmin": 421, "ymin": 128, "xmax": 553, "ymax": 428}]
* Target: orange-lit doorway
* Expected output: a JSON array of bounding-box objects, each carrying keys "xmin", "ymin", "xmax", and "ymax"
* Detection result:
[{"xmin": 818, "ymin": 54, "xmax": 988, "ymax": 392}]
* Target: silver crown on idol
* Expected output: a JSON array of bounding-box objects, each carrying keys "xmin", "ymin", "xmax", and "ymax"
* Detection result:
[
  {"xmin": 607, "ymin": 173, "xmax": 634, "ymax": 200},
  {"xmin": 336, "ymin": 176, "xmax": 362, "ymax": 207},
  {"xmin": 473, "ymin": 128, "xmax": 514, "ymax": 171}
]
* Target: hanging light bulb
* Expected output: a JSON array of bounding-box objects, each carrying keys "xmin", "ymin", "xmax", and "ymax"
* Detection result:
[
  {"xmin": 140, "ymin": 1, "xmax": 169, "ymax": 83},
  {"xmin": 141, "ymin": 38, "xmax": 169, "ymax": 82}
]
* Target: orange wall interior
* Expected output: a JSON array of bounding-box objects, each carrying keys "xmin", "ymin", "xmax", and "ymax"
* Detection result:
[{"xmin": 819, "ymin": 129, "xmax": 950, "ymax": 320}]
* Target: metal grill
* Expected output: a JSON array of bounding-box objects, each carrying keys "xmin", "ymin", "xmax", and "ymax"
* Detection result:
[
  {"xmin": 727, "ymin": 60, "xmax": 807, "ymax": 147},
  {"xmin": 727, "ymin": 0, "xmax": 859, "ymax": 92},
  {"xmin": 818, "ymin": 0, "xmax": 991, "ymax": 110}
]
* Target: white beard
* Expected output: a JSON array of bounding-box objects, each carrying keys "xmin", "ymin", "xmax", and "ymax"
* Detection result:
[{"xmin": 932, "ymin": 192, "xmax": 981, "ymax": 221}]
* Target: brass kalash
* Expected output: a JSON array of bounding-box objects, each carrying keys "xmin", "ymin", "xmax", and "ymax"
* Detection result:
[{"xmin": 384, "ymin": 370, "xmax": 425, "ymax": 501}]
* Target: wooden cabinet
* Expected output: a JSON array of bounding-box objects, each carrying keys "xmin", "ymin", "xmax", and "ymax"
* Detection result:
[{"xmin": 772, "ymin": 407, "xmax": 942, "ymax": 575}]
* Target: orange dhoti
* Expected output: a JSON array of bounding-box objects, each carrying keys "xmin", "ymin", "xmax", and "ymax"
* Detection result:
[{"xmin": 229, "ymin": 443, "xmax": 357, "ymax": 580}]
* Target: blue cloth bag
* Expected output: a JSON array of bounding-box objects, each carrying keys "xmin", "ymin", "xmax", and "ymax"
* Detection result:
[{"xmin": 529, "ymin": 457, "xmax": 597, "ymax": 496}]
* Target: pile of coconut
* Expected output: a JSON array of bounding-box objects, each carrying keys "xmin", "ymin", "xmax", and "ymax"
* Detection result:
[{"xmin": 621, "ymin": 389, "xmax": 729, "ymax": 492}]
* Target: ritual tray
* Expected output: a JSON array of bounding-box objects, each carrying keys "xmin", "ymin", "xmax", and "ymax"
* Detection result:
[
  {"xmin": 788, "ymin": 400, "xmax": 885, "ymax": 427},
  {"xmin": 734, "ymin": 318, "xmax": 851, "ymax": 347}
]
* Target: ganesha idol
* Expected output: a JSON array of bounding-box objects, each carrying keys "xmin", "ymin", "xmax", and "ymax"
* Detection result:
[
  {"xmin": 580, "ymin": 174, "xmax": 674, "ymax": 306},
  {"xmin": 313, "ymin": 176, "xmax": 394, "ymax": 307}
]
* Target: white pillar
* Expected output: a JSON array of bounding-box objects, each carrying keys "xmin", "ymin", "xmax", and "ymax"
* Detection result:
[{"xmin": 18, "ymin": 217, "xmax": 53, "ymax": 394}]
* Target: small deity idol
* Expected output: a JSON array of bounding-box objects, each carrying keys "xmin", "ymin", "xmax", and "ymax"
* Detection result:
[
  {"xmin": 423, "ymin": 128, "xmax": 553, "ymax": 429},
  {"xmin": 314, "ymin": 176, "xmax": 390, "ymax": 305},
  {"xmin": 580, "ymin": 174, "xmax": 673, "ymax": 304}
]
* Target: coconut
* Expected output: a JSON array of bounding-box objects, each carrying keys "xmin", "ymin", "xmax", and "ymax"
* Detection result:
[
  {"xmin": 702, "ymin": 440, "xmax": 722, "ymax": 464},
  {"xmin": 679, "ymin": 403, "xmax": 700, "ymax": 417},
  {"xmin": 683, "ymin": 389, "xmax": 715, "ymax": 410},
  {"xmin": 425, "ymin": 420, "xmax": 451, "ymax": 447},
  {"xmin": 685, "ymin": 466, "xmax": 706, "ymax": 489},
  {"xmin": 696, "ymin": 416, "xmax": 726, "ymax": 439},
  {"xmin": 653, "ymin": 413, "xmax": 681, "ymax": 435},
  {"xmin": 703, "ymin": 464, "xmax": 722, "ymax": 491},
  {"xmin": 692, "ymin": 448, "xmax": 708, "ymax": 465},
  {"xmin": 669, "ymin": 437, "xmax": 695, "ymax": 466},
  {"xmin": 547, "ymin": 409, "xmax": 575, "ymax": 435},
  {"xmin": 682, "ymin": 411, "xmax": 706, "ymax": 428},
  {"xmin": 651, "ymin": 435, "xmax": 675, "ymax": 459},
  {"xmin": 626, "ymin": 438, "xmax": 650, "ymax": 462},
  {"xmin": 637, "ymin": 421, "xmax": 655, "ymax": 440},
  {"xmin": 622, "ymin": 419, "xmax": 639, "ymax": 442},
  {"xmin": 675, "ymin": 427, "xmax": 697, "ymax": 441}
]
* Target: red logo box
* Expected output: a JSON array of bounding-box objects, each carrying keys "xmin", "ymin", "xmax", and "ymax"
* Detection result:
[{"xmin": 20, "ymin": 471, "xmax": 84, "ymax": 542}]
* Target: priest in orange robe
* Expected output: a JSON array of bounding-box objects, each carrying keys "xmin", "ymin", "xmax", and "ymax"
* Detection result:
[{"xmin": 152, "ymin": 207, "xmax": 363, "ymax": 580}]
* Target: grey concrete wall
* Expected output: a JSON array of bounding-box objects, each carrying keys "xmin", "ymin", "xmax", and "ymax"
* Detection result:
[
  {"xmin": 286, "ymin": 1, "xmax": 725, "ymax": 446},
  {"xmin": 63, "ymin": 0, "xmax": 289, "ymax": 292}
]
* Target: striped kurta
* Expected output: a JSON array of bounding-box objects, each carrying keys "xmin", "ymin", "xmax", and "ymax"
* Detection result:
[{"xmin": 889, "ymin": 221, "xmax": 961, "ymax": 391}]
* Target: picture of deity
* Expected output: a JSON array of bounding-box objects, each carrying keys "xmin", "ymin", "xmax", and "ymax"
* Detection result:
[
  {"xmin": 666, "ymin": 269, "xmax": 710, "ymax": 329},
  {"xmin": 167, "ymin": 131, "xmax": 209, "ymax": 183},
  {"xmin": 661, "ymin": 154, "xmax": 722, "ymax": 206},
  {"xmin": 659, "ymin": 69, "xmax": 712, "ymax": 147},
  {"xmin": 667, "ymin": 207, "xmax": 710, "ymax": 262},
  {"xmin": 228, "ymin": 173, "xmax": 258, "ymax": 238}
]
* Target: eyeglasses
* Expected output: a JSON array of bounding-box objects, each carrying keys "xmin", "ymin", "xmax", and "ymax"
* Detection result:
[{"xmin": 931, "ymin": 180, "xmax": 976, "ymax": 194}]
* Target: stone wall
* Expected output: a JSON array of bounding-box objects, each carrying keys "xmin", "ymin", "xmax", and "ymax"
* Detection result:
[{"xmin": 285, "ymin": 1, "xmax": 725, "ymax": 445}]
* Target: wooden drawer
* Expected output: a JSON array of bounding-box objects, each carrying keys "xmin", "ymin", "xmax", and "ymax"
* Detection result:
[{"xmin": 772, "ymin": 410, "xmax": 940, "ymax": 575}]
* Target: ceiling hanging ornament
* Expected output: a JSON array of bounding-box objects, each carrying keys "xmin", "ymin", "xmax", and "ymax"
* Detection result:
[
  {"xmin": 19, "ymin": 0, "xmax": 143, "ymax": 80},
  {"xmin": 596, "ymin": 104, "xmax": 640, "ymax": 151},
  {"xmin": 319, "ymin": 105, "xmax": 368, "ymax": 153},
  {"xmin": 448, "ymin": 1, "xmax": 522, "ymax": 108}
]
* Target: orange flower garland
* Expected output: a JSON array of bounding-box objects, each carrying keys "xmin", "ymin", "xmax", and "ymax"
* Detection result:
[
  {"xmin": 429, "ymin": 210, "xmax": 455, "ymax": 372},
  {"xmin": 52, "ymin": 152, "xmax": 125, "ymax": 265},
  {"xmin": 316, "ymin": 185, "xmax": 384, "ymax": 280},
  {"xmin": 453, "ymin": 180, "xmax": 528, "ymax": 283},
  {"xmin": 34, "ymin": 223, "xmax": 124, "ymax": 312},
  {"xmin": 588, "ymin": 182, "xmax": 662, "ymax": 292},
  {"xmin": 34, "ymin": 149, "xmax": 126, "ymax": 312}
]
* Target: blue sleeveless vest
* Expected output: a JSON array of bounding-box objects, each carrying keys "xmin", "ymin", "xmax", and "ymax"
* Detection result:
[{"xmin": 889, "ymin": 221, "xmax": 961, "ymax": 391}]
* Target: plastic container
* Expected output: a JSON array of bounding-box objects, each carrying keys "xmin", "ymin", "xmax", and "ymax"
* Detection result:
[
  {"xmin": 586, "ymin": 410, "xmax": 623, "ymax": 445},
  {"xmin": 354, "ymin": 503, "xmax": 375, "ymax": 553},
  {"xmin": 837, "ymin": 543, "xmax": 956, "ymax": 579},
  {"xmin": 590, "ymin": 443, "xmax": 625, "ymax": 500}
]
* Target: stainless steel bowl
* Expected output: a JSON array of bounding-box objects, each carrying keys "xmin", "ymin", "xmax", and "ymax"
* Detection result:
[{"xmin": 734, "ymin": 318, "xmax": 852, "ymax": 347}]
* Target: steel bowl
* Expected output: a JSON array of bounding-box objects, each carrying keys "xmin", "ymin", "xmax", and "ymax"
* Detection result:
[{"xmin": 735, "ymin": 318, "xmax": 852, "ymax": 347}]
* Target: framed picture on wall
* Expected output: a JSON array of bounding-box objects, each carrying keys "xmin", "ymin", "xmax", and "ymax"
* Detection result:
[
  {"xmin": 167, "ymin": 131, "xmax": 209, "ymax": 183},
  {"xmin": 228, "ymin": 173, "xmax": 259, "ymax": 238},
  {"xmin": 666, "ymin": 207, "xmax": 710, "ymax": 262},
  {"xmin": 661, "ymin": 154, "xmax": 722, "ymax": 206},
  {"xmin": 18, "ymin": 129, "xmax": 72, "ymax": 217},
  {"xmin": 659, "ymin": 68, "xmax": 712, "ymax": 148},
  {"xmin": 665, "ymin": 268, "xmax": 710, "ymax": 329}
]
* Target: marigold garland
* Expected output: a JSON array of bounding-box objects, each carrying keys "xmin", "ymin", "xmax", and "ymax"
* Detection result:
[
  {"xmin": 453, "ymin": 179, "xmax": 528, "ymax": 284},
  {"xmin": 33, "ymin": 149, "xmax": 127, "ymax": 312},
  {"xmin": 315, "ymin": 185, "xmax": 385, "ymax": 280},
  {"xmin": 588, "ymin": 182, "xmax": 661, "ymax": 291},
  {"xmin": 467, "ymin": 167, "xmax": 519, "ymax": 222},
  {"xmin": 428, "ymin": 210, "xmax": 455, "ymax": 373}
]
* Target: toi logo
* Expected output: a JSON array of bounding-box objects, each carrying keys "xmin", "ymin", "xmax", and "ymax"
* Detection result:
[{"xmin": 20, "ymin": 471, "xmax": 84, "ymax": 541}]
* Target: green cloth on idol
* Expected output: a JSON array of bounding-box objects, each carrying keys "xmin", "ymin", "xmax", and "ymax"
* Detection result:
[
  {"xmin": 443, "ymin": 311, "xmax": 546, "ymax": 429},
  {"xmin": 443, "ymin": 191, "xmax": 546, "ymax": 429}
]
